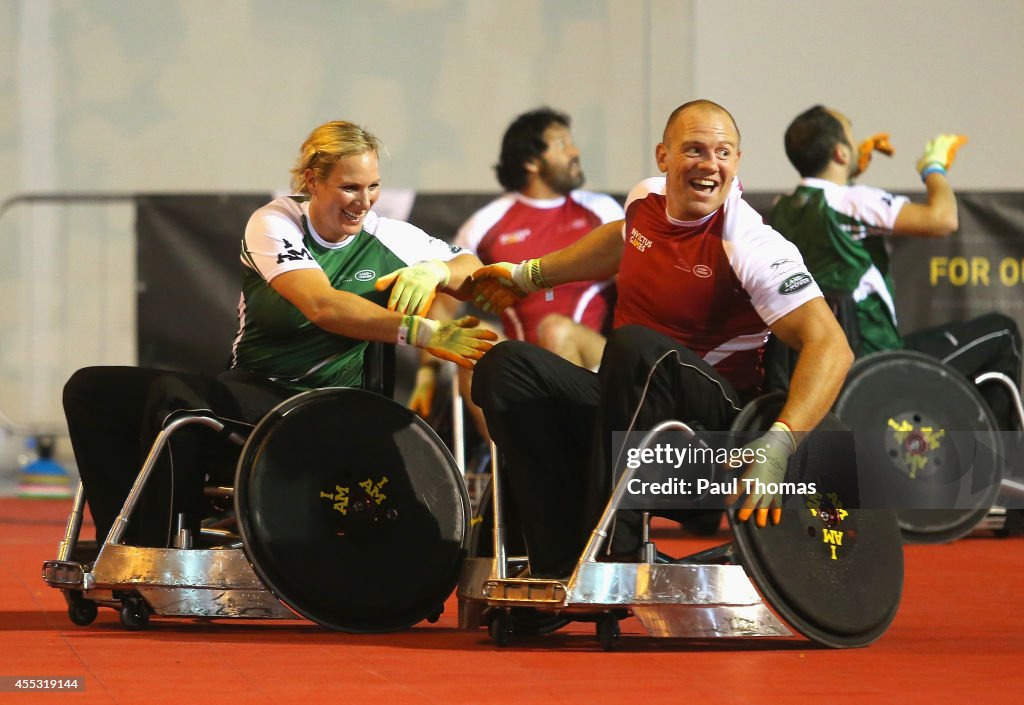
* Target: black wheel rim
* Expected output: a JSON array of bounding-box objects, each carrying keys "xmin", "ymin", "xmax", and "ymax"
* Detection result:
[{"xmin": 235, "ymin": 388, "xmax": 470, "ymax": 632}]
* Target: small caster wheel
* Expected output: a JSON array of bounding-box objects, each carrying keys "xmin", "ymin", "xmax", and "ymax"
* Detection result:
[
  {"xmin": 488, "ymin": 610, "xmax": 514, "ymax": 647},
  {"xmin": 426, "ymin": 606, "xmax": 443, "ymax": 624},
  {"xmin": 119, "ymin": 599, "xmax": 150, "ymax": 630},
  {"xmin": 67, "ymin": 596, "xmax": 98, "ymax": 626},
  {"xmin": 596, "ymin": 613, "xmax": 621, "ymax": 651}
]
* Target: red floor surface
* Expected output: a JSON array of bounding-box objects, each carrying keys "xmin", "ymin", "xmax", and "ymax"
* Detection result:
[{"xmin": 1, "ymin": 497, "xmax": 1022, "ymax": 705}]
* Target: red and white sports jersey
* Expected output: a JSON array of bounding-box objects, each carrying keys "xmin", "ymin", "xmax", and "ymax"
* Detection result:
[
  {"xmin": 616, "ymin": 177, "xmax": 822, "ymax": 393},
  {"xmin": 455, "ymin": 191, "xmax": 624, "ymax": 342}
]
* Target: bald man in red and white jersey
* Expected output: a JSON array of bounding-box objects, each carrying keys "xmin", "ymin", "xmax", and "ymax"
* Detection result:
[{"xmin": 470, "ymin": 100, "xmax": 853, "ymax": 577}]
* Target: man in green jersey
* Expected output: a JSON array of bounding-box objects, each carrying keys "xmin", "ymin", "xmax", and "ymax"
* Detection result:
[{"xmin": 771, "ymin": 105, "xmax": 1020, "ymax": 430}]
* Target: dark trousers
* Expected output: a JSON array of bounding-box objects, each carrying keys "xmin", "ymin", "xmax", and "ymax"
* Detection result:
[
  {"xmin": 63, "ymin": 366, "xmax": 293, "ymax": 546},
  {"xmin": 903, "ymin": 313, "xmax": 1023, "ymax": 431},
  {"xmin": 472, "ymin": 325, "xmax": 746, "ymax": 576}
]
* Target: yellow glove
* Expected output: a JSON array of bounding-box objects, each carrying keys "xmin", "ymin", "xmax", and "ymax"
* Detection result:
[
  {"xmin": 471, "ymin": 259, "xmax": 546, "ymax": 314},
  {"xmin": 375, "ymin": 259, "xmax": 450, "ymax": 316},
  {"xmin": 855, "ymin": 132, "xmax": 894, "ymax": 176},
  {"xmin": 408, "ymin": 364, "xmax": 438, "ymax": 417},
  {"xmin": 399, "ymin": 315, "xmax": 498, "ymax": 369},
  {"xmin": 726, "ymin": 421, "xmax": 797, "ymax": 528},
  {"xmin": 917, "ymin": 134, "xmax": 968, "ymax": 181}
]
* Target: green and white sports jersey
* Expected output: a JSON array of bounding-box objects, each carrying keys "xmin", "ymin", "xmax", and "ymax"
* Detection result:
[
  {"xmin": 770, "ymin": 178, "xmax": 909, "ymax": 353},
  {"xmin": 231, "ymin": 196, "xmax": 464, "ymax": 391}
]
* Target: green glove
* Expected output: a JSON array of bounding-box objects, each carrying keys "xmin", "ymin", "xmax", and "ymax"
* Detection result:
[
  {"xmin": 727, "ymin": 421, "xmax": 797, "ymax": 527},
  {"xmin": 375, "ymin": 259, "xmax": 451, "ymax": 316},
  {"xmin": 916, "ymin": 134, "xmax": 968, "ymax": 181},
  {"xmin": 398, "ymin": 315, "xmax": 498, "ymax": 369}
]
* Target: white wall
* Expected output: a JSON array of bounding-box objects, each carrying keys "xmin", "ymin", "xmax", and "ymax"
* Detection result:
[
  {"xmin": 0, "ymin": 0, "xmax": 682, "ymax": 199},
  {"xmin": 0, "ymin": 0, "xmax": 1022, "ymax": 425},
  {"xmin": 695, "ymin": 0, "xmax": 1024, "ymax": 192},
  {"xmin": 3, "ymin": 0, "xmax": 1021, "ymax": 198}
]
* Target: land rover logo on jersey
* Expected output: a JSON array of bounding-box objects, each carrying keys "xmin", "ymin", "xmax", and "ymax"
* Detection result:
[
  {"xmin": 779, "ymin": 272, "xmax": 812, "ymax": 295},
  {"xmin": 693, "ymin": 264, "xmax": 712, "ymax": 278},
  {"xmin": 355, "ymin": 269, "xmax": 376, "ymax": 281}
]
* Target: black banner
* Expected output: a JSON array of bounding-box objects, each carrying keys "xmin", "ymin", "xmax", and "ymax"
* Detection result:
[
  {"xmin": 136, "ymin": 191, "xmax": 1024, "ymax": 378},
  {"xmin": 888, "ymin": 192, "xmax": 1024, "ymax": 336},
  {"xmin": 136, "ymin": 193, "xmax": 270, "ymax": 374}
]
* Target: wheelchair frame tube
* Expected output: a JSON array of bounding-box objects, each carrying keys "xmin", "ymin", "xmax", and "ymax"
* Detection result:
[
  {"xmin": 1002, "ymin": 478, "xmax": 1024, "ymax": 500},
  {"xmin": 974, "ymin": 372, "xmax": 1024, "ymax": 431},
  {"xmin": 974, "ymin": 373, "xmax": 1024, "ymax": 506},
  {"xmin": 451, "ymin": 369, "xmax": 465, "ymax": 473},
  {"xmin": 576, "ymin": 420, "xmax": 701, "ymax": 567},
  {"xmin": 56, "ymin": 482, "xmax": 87, "ymax": 561},
  {"xmin": 489, "ymin": 441, "xmax": 508, "ymax": 579},
  {"xmin": 105, "ymin": 415, "xmax": 228, "ymax": 547}
]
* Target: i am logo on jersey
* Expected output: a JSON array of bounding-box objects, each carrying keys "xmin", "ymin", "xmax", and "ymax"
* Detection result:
[
  {"xmin": 276, "ymin": 238, "xmax": 313, "ymax": 264},
  {"xmin": 355, "ymin": 269, "xmax": 376, "ymax": 282}
]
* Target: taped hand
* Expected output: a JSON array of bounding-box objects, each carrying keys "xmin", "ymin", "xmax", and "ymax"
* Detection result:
[
  {"xmin": 375, "ymin": 259, "xmax": 450, "ymax": 316},
  {"xmin": 727, "ymin": 422, "xmax": 797, "ymax": 528},
  {"xmin": 917, "ymin": 134, "xmax": 968, "ymax": 180}
]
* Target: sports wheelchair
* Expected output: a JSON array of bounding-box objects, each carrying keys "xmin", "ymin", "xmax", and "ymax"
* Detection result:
[
  {"xmin": 766, "ymin": 293, "xmax": 1024, "ymax": 543},
  {"xmin": 42, "ymin": 344, "xmax": 471, "ymax": 632},
  {"xmin": 456, "ymin": 300, "xmax": 1023, "ymax": 649},
  {"xmin": 458, "ymin": 393, "xmax": 905, "ymax": 650}
]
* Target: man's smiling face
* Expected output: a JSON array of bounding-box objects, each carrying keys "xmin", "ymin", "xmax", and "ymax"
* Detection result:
[{"xmin": 656, "ymin": 104, "xmax": 741, "ymax": 221}]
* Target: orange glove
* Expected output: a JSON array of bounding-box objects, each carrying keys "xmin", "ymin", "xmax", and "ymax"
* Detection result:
[
  {"xmin": 407, "ymin": 364, "xmax": 438, "ymax": 417},
  {"xmin": 855, "ymin": 133, "xmax": 894, "ymax": 176},
  {"xmin": 471, "ymin": 259, "xmax": 547, "ymax": 314},
  {"xmin": 399, "ymin": 315, "xmax": 498, "ymax": 369},
  {"xmin": 472, "ymin": 275, "xmax": 521, "ymax": 314}
]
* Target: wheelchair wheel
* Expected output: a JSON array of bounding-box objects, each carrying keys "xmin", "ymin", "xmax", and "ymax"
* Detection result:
[
  {"xmin": 234, "ymin": 388, "xmax": 470, "ymax": 633},
  {"xmin": 728, "ymin": 393, "xmax": 904, "ymax": 648},
  {"xmin": 835, "ymin": 351, "xmax": 1004, "ymax": 543}
]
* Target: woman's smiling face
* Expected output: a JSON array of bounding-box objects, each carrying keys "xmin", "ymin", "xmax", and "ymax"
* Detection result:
[{"xmin": 306, "ymin": 150, "xmax": 381, "ymax": 242}]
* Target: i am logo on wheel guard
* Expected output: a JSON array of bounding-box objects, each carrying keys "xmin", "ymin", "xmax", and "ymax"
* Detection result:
[
  {"xmin": 805, "ymin": 492, "xmax": 849, "ymax": 561},
  {"xmin": 320, "ymin": 476, "xmax": 389, "ymax": 517}
]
